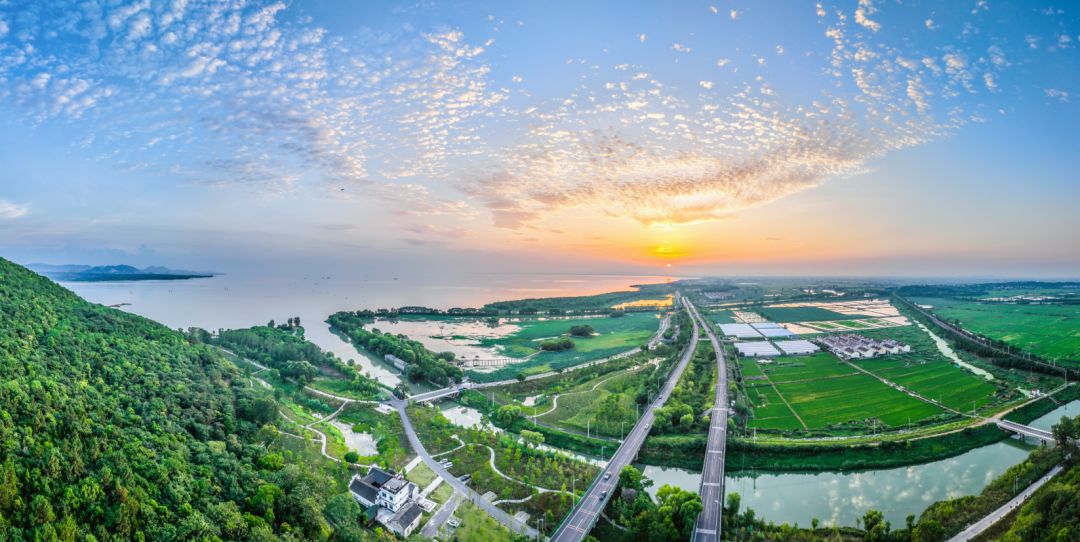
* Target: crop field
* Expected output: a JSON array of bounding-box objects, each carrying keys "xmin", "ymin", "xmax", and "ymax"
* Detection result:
[
  {"xmin": 708, "ymin": 310, "xmax": 737, "ymax": 324},
  {"xmin": 746, "ymin": 385, "xmax": 803, "ymax": 430},
  {"xmin": 932, "ymin": 303, "xmax": 1080, "ymax": 360},
  {"xmin": 776, "ymin": 374, "xmax": 943, "ymax": 428},
  {"xmin": 906, "ymin": 297, "xmax": 970, "ymax": 308},
  {"xmin": 875, "ymin": 362, "xmax": 997, "ymax": 411},
  {"xmin": 740, "ymin": 359, "xmax": 765, "ymax": 377},
  {"xmin": 835, "ymin": 320, "xmax": 872, "ymax": 329},
  {"xmin": 755, "ymin": 306, "xmax": 872, "ymax": 323},
  {"xmin": 757, "ymin": 353, "xmax": 859, "ymax": 383}
]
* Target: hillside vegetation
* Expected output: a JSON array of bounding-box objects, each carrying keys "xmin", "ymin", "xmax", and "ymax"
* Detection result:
[{"xmin": 0, "ymin": 259, "xmax": 366, "ymax": 542}]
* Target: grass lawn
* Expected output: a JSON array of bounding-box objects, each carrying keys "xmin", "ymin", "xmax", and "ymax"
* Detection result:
[
  {"xmin": 452, "ymin": 501, "xmax": 515, "ymax": 542},
  {"xmin": 408, "ymin": 462, "xmax": 439, "ymax": 488},
  {"xmin": 933, "ymin": 303, "xmax": 1080, "ymax": 360},
  {"xmin": 483, "ymin": 355, "xmax": 642, "ymax": 404},
  {"xmin": 776, "ymin": 374, "xmax": 943, "ymax": 428},
  {"xmin": 540, "ymin": 379, "xmax": 639, "ymax": 438},
  {"xmin": 307, "ymin": 378, "xmax": 387, "ymax": 401},
  {"xmin": 431, "ymin": 482, "xmax": 454, "ymax": 504},
  {"xmin": 758, "ymin": 353, "xmax": 858, "ymax": 383},
  {"xmin": 875, "ymin": 362, "xmax": 998, "ymax": 411},
  {"xmin": 481, "ymin": 312, "xmax": 660, "ymax": 353}
]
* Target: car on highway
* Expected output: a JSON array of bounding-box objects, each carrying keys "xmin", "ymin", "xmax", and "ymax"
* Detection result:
[
  {"xmin": 604, "ymin": 472, "xmax": 611, "ymax": 480},
  {"xmin": 644, "ymin": 424, "xmax": 649, "ymax": 429}
]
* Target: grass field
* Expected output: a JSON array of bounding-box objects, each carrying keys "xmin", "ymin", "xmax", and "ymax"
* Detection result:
[
  {"xmin": 875, "ymin": 362, "xmax": 998, "ymax": 411},
  {"xmin": 933, "ymin": 303, "xmax": 1080, "ymax": 360},
  {"xmin": 407, "ymin": 462, "xmax": 438, "ymax": 488},
  {"xmin": 708, "ymin": 310, "xmax": 737, "ymax": 324},
  {"xmin": 538, "ymin": 371, "xmax": 640, "ymax": 438},
  {"xmin": 757, "ymin": 353, "xmax": 859, "ymax": 383},
  {"xmin": 777, "ymin": 374, "xmax": 943, "ymax": 428},
  {"xmin": 452, "ymin": 501, "xmax": 515, "ymax": 542},
  {"xmin": 746, "ymin": 385, "xmax": 803, "ymax": 430},
  {"xmin": 906, "ymin": 297, "xmax": 970, "ymax": 308},
  {"xmin": 835, "ymin": 320, "xmax": 873, "ymax": 329},
  {"xmin": 740, "ymin": 359, "xmax": 765, "ymax": 377},
  {"xmin": 755, "ymin": 306, "xmax": 872, "ymax": 323}
]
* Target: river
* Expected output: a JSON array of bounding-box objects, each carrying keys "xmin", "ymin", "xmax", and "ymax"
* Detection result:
[{"xmin": 637, "ymin": 400, "xmax": 1078, "ymax": 529}]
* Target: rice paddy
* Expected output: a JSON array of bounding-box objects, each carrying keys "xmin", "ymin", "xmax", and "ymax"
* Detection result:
[
  {"xmin": 874, "ymin": 362, "xmax": 998, "ymax": 411},
  {"xmin": 932, "ymin": 303, "xmax": 1080, "ymax": 361},
  {"xmin": 777, "ymin": 374, "xmax": 943, "ymax": 428}
]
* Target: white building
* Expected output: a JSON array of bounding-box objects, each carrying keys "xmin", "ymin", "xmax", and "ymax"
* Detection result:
[
  {"xmin": 349, "ymin": 467, "xmax": 422, "ymax": 536},
  {"xmin": 384, "ymin": 354, "xmax": 408, "ymax": 371}
]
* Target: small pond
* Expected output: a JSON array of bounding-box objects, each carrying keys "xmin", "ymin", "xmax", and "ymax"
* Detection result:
[{"xmin": 328, "ymin": 419, "xmax": 379, "ymax": 456}]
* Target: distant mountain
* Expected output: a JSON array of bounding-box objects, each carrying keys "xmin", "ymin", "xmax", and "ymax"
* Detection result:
[{"xmin": 26, "ymin": 263, "xmax": 220, "ymax": 282}]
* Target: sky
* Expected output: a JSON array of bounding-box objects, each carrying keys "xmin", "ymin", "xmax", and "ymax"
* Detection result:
[{"xmin": 0, "ymin": 0, "xmax": 1078, "ymax": 278}]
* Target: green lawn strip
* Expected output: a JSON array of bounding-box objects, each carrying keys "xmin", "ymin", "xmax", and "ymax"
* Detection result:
[
  {"xmin": 407, "ymin": 462, "xmax": 439, "ymax": 488},
  {"xmin": 467, "ymin": 346, "xmax": 642, "ymax": 383},
  {"xmin": 759, "ymin": 352, "xmax": 858, "ymax": 383},
  {"xmin": 835, "ymin": 320, "xmax": 873, "ymax": 329},
  {"xmin": 431, "ymin": 482, "xmax": 454, "ymax": 504},
  {"xmin": 483, "ymin": 355, "xmax": 640, "ymax": 404},
  {"xmin": 307, "ymin": 377, "xmax": 385, "ymax": 401},
  {"xmin": 776, "ymin": 374, "xmax": 943, "ymax": 428}
]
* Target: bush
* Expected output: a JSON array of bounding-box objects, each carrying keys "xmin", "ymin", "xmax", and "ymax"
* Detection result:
[
  {"xmin": 539, "ymin": 337, "xmax": 576, "ymax": 351},
  {"xmin": 609, "ymin": 310, "xmax": 626, "ymax": 318},
  {"xmin": 568, "ymin": 324, "xmax": 596, "ymax": 337}
]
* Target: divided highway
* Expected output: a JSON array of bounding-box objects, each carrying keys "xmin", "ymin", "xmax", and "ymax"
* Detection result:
[
  {"xmin": 549, "ymin": 293, "xmax": 701, "ymax": 542},
  {"xmin": 685, "ymin": 300, "xmax": 729, "ymax": 542}
]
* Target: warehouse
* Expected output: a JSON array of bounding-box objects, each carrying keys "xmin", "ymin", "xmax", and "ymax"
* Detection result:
[
  {"xmin": 719, "ymin": 323, "xmax": 762, "ymax": 339},
  {"xmin": 734, "ymin": 341, "xmax": 782, "ymax": 357},
  {"xmin": 774, "ymin": 340, "xmax": 820, "ymax": 355}
]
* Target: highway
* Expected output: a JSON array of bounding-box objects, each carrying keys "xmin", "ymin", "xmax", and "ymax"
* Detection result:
[
  {"xmin": 549, "ymin": 293, "xmax": 700, "ymax": 542},
  {"xmin": 685, "ymin": 300, "xmax": 729, "ymax": 542}
]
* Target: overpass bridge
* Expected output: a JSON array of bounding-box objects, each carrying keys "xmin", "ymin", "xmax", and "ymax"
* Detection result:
[
  {"xmin": 549, "ymin": 293, "xmax": 700, "ymax": 542},
  {"xmin": 996, "ymin": 420, "xmax": 1055, "ymax": 443},
  {"xmin": 685, "ymin": 300, "xmax": 729, "ymax": 542},
  {"xmin": 412, "ymin": 386, "xmax": 472, "ymax": 403}
]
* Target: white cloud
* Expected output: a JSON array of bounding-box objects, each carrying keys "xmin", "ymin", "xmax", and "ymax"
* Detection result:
[
  {"xmin": 511, "ymin": 76, "xmax": 522, "ymax": 82},
  {"xmin": 983, "ymin": 72, "xmax": 999, "ymax": 91},
  {"xmin": 717, "ymin": 59, "xmax": 731, "ymax": 67},
  {"xmin": 816, "ymin": 4, "xmax": 827, "ymax": 17},
  {"xmin": 972, "ymin": 1, "xmax": 988, "ymax": 15},
  {"xmin": 730, "ymin": 10, "xmax": 739, "ymax": 20},
  {"xmin": 638, "ymin": 33, "xmax": 647, "ymax": 43},
  {"xmin": 672, "ymin": 43, "xmax": 690, "ymax": 52},
  {"xmin": 710, "ymin": 6, "xmax": 717, "ymax": 14},
  {"xmin": 699, "ymin": 81, "xmax": 714, "ymax": 89},
  {"xmin": 855, "ymin": 9, "xmax": 881, "ymax": 32},
  {"xmin": 0, "ymin": 199, "xmax": 28, "ymax": 220},
  {"xmin": 776, "ymin": 46, "xmax": 785, "ymax": 54},
  {"xmin": 1046, "ymin": 89, "xmax": 1069, "ymax": 101},
  {"xmin": 925, "ymin": 19, "xmax": 938, "ymax": 30}
]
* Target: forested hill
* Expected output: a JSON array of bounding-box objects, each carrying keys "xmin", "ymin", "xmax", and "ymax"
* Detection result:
[{"xmin": 0, "ymin": 258, "xmax": 346, "ymax": 542}]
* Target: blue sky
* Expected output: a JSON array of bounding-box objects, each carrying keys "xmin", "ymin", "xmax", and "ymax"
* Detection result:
[{"xmin": 0, "ymin": 0, "xmax": 1077, "ymax": 277}]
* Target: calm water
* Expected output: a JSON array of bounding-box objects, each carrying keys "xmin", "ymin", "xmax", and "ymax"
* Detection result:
[
  {"xmin": 639, "ymin": 401, "xmax": 1078, "ymax": 529},
  {"xmin": 63, "ymin": 272, "xmax": 671, "ymax": 391}
]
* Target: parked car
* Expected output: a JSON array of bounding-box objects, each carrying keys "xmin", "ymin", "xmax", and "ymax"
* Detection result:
[{"xmin": 459, "ymin": 474, "xmax": 472, "ymax": 482}]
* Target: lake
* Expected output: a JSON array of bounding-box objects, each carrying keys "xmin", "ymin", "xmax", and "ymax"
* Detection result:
[
  {"xmin": 637, "ymin": 400, "xmax": 1078, "ymax": 529},
  {"xmin": 64, "ymin": 272, "xmax": 672, "ymax": 392}
]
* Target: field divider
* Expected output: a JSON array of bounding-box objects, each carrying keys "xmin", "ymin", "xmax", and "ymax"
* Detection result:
[
  {"xmin": 842, "ymin": 360, "xmax": 966, "ymax": 417},
  {"xmin": 760, "ymin": 369, "xmax": 808, "ymax": 430}
]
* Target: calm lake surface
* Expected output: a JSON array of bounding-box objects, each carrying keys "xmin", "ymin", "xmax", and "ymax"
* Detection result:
[
  {"xmin": 638, "ymin": 400, "xmax": 1078, "ymax": 529},
  {"xmin": 64, "ymin": 272, "xmax": 672, "ymax": 392}
]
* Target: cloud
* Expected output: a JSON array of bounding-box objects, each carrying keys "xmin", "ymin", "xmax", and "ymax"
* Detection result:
[
  {"xmin": 323, "ymin": 224, "xmax": 361, "ymax": 231},
  {"xmin": 925, "ymin": 19, "xmax": 939, "ymax": 30},
  {"xmin": 638, "ymin": 33, "xmax": 647, "ymax": 43},
  {"xmin": 855, "ymin": 9, "xmax": 881, "ymax": 32},
  {"xmin": 672, "ymin": 44, "xmax": 690, "ymax": 52},
  {"xmin": 710, "ymin": 6, "xmax": 717, "ymax": 14},
  {"xmin": 730, "ymin": 10, "xmax": 739, "ymax": 20},
  {"xmin": 717, "ymin": 59, "xmax": 731, "ymax": 67},
  {"xmin": 699, "ymin": 81, "xmax": 714, "ymax": 89},
  {"xmin": 1046, "ymin": 89, "xmax": 1069, "ymax": 102},
  {"xmin": 0, "ymin": 199, "xmax": 28, "ymax": 220}
]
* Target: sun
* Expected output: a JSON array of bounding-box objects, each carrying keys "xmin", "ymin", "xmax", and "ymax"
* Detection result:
[{"xmin": 667, "ymin": 264, "xmax": 671, "ymax": 267}]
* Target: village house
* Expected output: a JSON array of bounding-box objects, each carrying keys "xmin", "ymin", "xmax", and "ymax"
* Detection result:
[{"xmin": 349, "ymin": 468, "xmax": 423, "ymax": 537}]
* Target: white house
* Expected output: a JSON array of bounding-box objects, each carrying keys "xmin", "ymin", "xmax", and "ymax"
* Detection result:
[{"xmin": 349, "ymin": 467, "xmax": 421, "ymax": 535}]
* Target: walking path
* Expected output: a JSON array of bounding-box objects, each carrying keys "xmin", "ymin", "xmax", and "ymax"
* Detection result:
[
  {"xmin": 947, "ymin": 463, "xmax": 1066, "ymax": 542},
  {"xmin": 529, "ymin": 367, "xmax": 643, "ymax": 419},
  {"xmin": 389, "ymin": 399, "xmax": 539, "ymax": 537}
]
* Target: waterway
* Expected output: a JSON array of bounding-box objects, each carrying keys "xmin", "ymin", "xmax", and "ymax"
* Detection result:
[
  {"xmin": 914, "ymin": 320, "xmax": 995, "ymax": 381},
  {"xmin": 638, "ymin": 400, "xmax": 1078, "ymax": 529}
]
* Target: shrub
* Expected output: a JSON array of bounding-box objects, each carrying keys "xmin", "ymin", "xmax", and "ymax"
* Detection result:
[{"xmin": 539, "ymin": 337, "xmax": 576, "ymax": 351}]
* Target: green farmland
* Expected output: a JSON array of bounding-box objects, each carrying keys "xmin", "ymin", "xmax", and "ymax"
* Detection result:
[
  {"xmin": 875, "ymin": 362, "xmax": 998, "ymax": 411},
  {"xmin": 932, "ymin": 303, "xmax": 1080, "ymax": 361},
  {"xmin": 777, "ymin": 374, "xmax": 943, "ymax": 428},
  {"xmin": 756, "ymin": 353, "xmax": 858, "ymax": 383},
  {"xmin": 708, "ymin": 310, "xmax": 738, "ymax": 324},
  {"xmin": 746, "ymin": 385, "xmax": 803, "ymax": 430},
  {"xmin": 479, "ymin": 312, "xmax": 660, "ymax": 357},
  {"xmin": 755, "ymin": 305, "xmax": 871, "ymax": 323}
]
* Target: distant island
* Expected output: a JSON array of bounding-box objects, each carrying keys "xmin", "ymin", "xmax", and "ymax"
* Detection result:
[{"xmin": 26, "ymin": 263, "xmax": 220, "ymax": 282}]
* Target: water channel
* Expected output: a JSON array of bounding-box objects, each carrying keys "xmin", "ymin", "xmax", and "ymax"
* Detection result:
[
  {"xmin": 914, "ymin": 320, "xmax": 995, "ymax": 382},
  {"xmin": 636, "ymin": 400, "xmax": 1077, "ymax": 528}
]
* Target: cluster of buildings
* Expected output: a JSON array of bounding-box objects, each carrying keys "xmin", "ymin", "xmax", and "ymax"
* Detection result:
[
  {"xmin": 703, "ymin": 291, "xmax": 734, "ymax": 300},
  {"xmin": 349, "ymin": 467, "xmax": 424, "ymax": 537},
  {"xmin": 816, "ymin": 334, "xmax": 910, "ymax": 360}
]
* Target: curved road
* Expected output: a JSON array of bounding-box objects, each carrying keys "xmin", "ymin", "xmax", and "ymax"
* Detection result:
[{"xmin": 549, "ymin": 293, "xmax": 700, "ymax": 542}]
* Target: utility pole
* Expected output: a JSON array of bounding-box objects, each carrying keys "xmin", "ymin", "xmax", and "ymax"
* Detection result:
[{"xmin": 587, "ymin": 420, "xmax": 590, "ymax": 441}]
